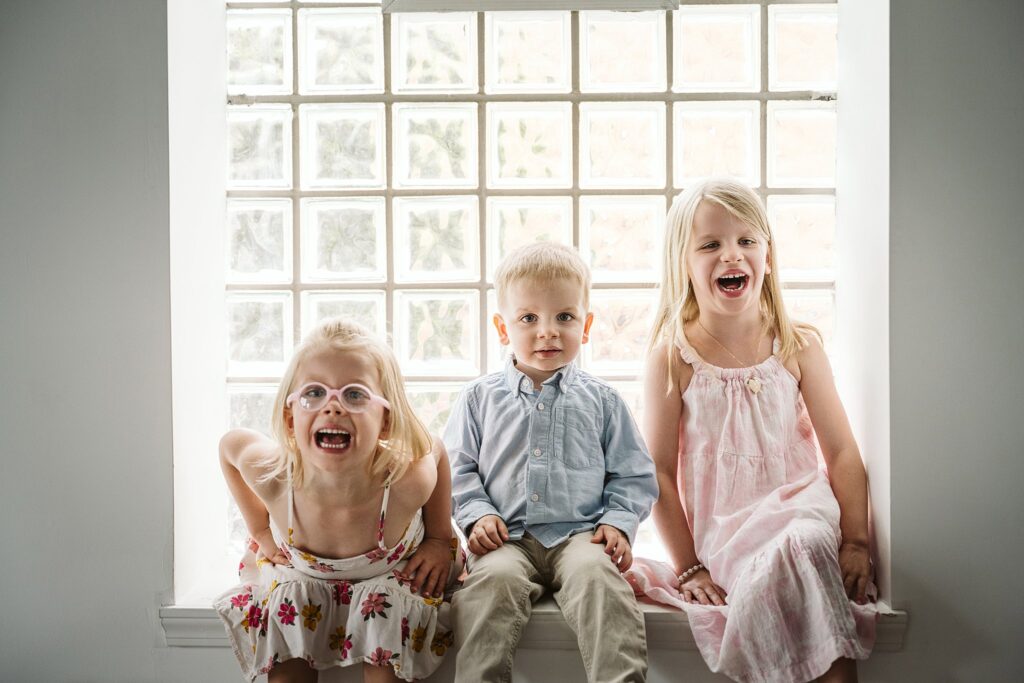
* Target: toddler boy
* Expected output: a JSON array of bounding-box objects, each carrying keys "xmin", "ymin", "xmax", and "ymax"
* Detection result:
[{"xmin": 445, "ymin": 242, "xmax": 658, "ymax": 683}]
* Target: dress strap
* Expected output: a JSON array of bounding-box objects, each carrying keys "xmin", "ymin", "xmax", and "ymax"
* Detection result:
[
  {"xmin": 676, "ymin": 336, "xmax": 704, "ymax": 368},
  {"xmin": 375, "ymin": 484, "xmax": 391, "ymax": 549},
  {"xmin": 286, "ymin": 464, "xmax": 295, "ymax": 546}
]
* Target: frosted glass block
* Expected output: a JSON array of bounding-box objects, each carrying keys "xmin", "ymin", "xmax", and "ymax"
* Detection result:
[
  {"xmin": 486, "ymin": 289, "xmax": 505, "ymax": 374},
  {"xmin": 487, "ymin": 103, "xmax": 572, "ymax": 189},
  {"xmin": 674, "ymin": 101, "xmax": 760, "ymax": 188},
  {"xmin": 301, "ymin": 198, "xmax": 385, "ymax": 282},
  {"xmin": 583, "ymin": 289, "xmax": 657, "ymax": 376},
  {"xmin": 227, "ymin": 199, "xmax": 292, "ymax": 284},
  {"xmin": 226, "ymin": 292, "xmax": 293, "ymax": 377},
  {"xmin": 769, "ymin": 5, "xmax": 838, "ymax": 92},
  {"xmin": 298, "ymin": 9, "xmax": 383, "ymax": 94},
  {"xmin": 486, "ymin": 197, "xmax": 572, "ymax": 281},
  {"xmin": 300, "ymin": 290, "xmax": 385, "ymax": 339},
  {"xmin": 767, "ymin": 101, "xmax": 836, "ymax": 188},
  {"xmin": 767, "ymin": 195, "xmax": 835, "ymax": 282},
  {"xmin": 633, "ymin": 519, "xmax": 671, "ymax": 563},
  {"xmin": 406, "ymin": 382, "xmax": 464, "ymax": 435},
  {"xmin": 485, "ymin": 12, "xmax": 571, "ymax": 94},
  {"xmin": 580, "ymin": 196, "xmax": 665, "ymax": 284},
  {"xmin": 227, "ymin": 384, "xmax": 277, "ymax": 433},
  {"xmin": 227, "ymin": 105, "xmax": 292, "ymax": 189},
  {"xmin": 395, "ymin": 290, "xmax": 479, "ymax": 377},
  {"xmin": 300, "ymin": 104, "xmax": 385, "ymax": 189},
  {"xmin": 579, "ymin": 103, "xmax": 666, "ymax": 189},
  {"xmin": 393, "ymin": 103, "xmax": 478, "ymax": 189},
  {"xmin": 394, "ymin": 196, "xmax": 480, "ymax": 283},
  {"xmin": 227, "ymin": 10, "xmax": 292, "ymax": 95},
  {"xmin": 782, "ymin": 288, "xmax": 834, "ymax": 351},
  {"xmin": 580, "ymin": 11, "xmax": 666, "ymax": 93},
  {"xmin": 673, "ymin": 6, "xmax": 760, "ymax": 93},
  {"xmin": 392, "ymin": 13, "xmax": 477, "ymax": 94}
]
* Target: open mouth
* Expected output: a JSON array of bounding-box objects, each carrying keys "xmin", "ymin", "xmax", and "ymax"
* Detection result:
[
  {"xmin": 315, "ymin": 428, "xmax": 351, "ymax": 451},
  {"xmin": 716, "ymin": 273, "xmax": 749, "ymax": 294}
]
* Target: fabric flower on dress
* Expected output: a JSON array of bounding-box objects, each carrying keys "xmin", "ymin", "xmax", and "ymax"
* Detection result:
[
  {"xmin": 244, "ymin": 604, "xmax": 262, "ymax": 632},
  {"xmin": 430, "ymin": 629, "xmax": 454, "ymax": 656},
  {"xmin": 360, "ymin": 592, "xmax": 392, "ymax": 620},
  {"xmin": 411, "ymin": 624, "xmax": 427, "ymax": 652},
  {"xmin": 231, "ymin": 592, "xmax": 251, "ymax": 610},
  {"xmin": 368, "ymin": 647, "xmax": 399, "ymax": 668},
  {"xmin": 386, "ymin": 543, "xmax": 406, "ymax": 564},
  {"xmin": 401, "ymin": 617, "xmax": 410, "ymax": 646},
  {"xmin": 328, "ymin": 580, "xmax": 353, "ymax": 605},
  {"xmin": 364, "ymin": 547, "xmax": 388, "ymax": 562},
  {"xmin": 329, "ymin": 625, "xmax": 353, "ymax": 659},
  {"xmin": 277, "ymin": 598, "xmax": 298, "ymax": 625},
  {"xmin": 257, "ymin": 653, "xmax": 281, "ymax": 676},
  {"xmin": 301, "ymin": 602, "xmax": 323, "ymax": 631}
]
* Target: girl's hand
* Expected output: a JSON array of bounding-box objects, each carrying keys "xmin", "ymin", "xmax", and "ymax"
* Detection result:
[
  {"xmin": 591, "ymin": 524, "xmax": 633, "ymax": 571},
  {"xmin": 838, "ymin": 541, "xmax": 873, "ymax": 604},
  {"xmin": 679, "ymin": 568, "xmax": 727, "ymax": 606},
  {"xmin": 468, "ymin": 515, "xmax": 508, "ymax": 555},
  {"xmin": 248, "ymin": 527, "xmax": 289, "ymax": 565},
  {"xmin": 400, "ymin": 537, "xmax": 453, "ymax": 599}
]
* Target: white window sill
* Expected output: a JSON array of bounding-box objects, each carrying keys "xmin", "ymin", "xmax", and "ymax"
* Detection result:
[{"xmin": 160, "ymin": 597, "xmax": 907, "ymax": 651}]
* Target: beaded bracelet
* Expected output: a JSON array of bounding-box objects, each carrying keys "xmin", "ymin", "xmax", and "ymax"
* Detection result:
[{"xmin": 677, "ymin": 563, "xmax": 705, "ymax": 583}]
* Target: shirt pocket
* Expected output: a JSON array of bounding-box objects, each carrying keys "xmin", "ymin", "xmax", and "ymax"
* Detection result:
[{"xmin": 556, "ymin": 406, "xmax": 605, "ymax": 470}]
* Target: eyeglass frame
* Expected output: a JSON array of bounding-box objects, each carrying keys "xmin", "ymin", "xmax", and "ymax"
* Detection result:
[{"xmin": 285, "ymin": 382, "xmax": 392, "ymax": 413}]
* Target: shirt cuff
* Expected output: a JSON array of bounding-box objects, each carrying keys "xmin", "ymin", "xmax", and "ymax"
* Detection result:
[
  {"xmin": 596, "ymin": 511, "xmax": 640, "ymax": 545},
  {"xmin": 455, "ymin": 500, "xmax": 502, "ymax": 537}
]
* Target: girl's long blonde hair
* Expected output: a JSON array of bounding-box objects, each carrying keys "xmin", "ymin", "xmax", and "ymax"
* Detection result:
[
  {"xmin": 649, "ymin": 178, "xmax": 819, "ymax": 388},
  {"xmin": 264, "ymin": 318, "xmax": 431, "ymax": 489}
]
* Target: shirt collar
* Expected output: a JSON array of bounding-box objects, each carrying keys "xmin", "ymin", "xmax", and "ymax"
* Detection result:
[{"xmin": 503, "ymin": 355, "xmax": 579, "ymax": 396}]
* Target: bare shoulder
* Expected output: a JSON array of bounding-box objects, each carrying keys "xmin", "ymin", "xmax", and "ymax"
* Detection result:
[
  {"xmin": 646, "ymin": 340, "xmax": 692, "ymax": 397},
  {"xmin": 220, "ymin": 428, "xmax": 286, "ymax": 499},
  {"xmin": 793, "ymin": 329, "xmax": 831, "ymax": 385},
  {"xmin": 391, "ymin": 436, "xmax": 442, "ymax": 507}
]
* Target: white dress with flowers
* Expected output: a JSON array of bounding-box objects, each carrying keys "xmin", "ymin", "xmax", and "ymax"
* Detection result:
[{"xmin": 214, "ymin": 478, "xmax": 459, "ymax": 681}]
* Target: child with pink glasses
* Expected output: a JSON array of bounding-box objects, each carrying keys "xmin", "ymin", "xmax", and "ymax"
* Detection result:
[{"xmin": 214, "ymin": 318, "xmax": 463, "ymax": 683}]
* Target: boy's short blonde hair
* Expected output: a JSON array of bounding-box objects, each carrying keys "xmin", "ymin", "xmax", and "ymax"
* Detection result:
[
  {"xmin": 493, "ymin": 242, "xmax": 591, "ymax": 310},
  {"xmin": 264, "ymin": 317, "xmax": 431, "ymax": 489}
]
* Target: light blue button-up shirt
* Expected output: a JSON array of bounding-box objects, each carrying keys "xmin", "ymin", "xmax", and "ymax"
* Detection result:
[{"xmin": 444, "ymin": 359, "xmax": 658, "ymax": 548}]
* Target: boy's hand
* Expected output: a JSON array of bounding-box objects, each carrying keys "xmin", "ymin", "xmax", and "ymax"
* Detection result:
[
  {"xmin": 400, "ymin": 537, "xmax": 453, "ymax": 599},
  {"xmin": 838, "ymin": 541, "xmax": 873, "ymax": 604},
  {"xmin": 679, "ymin": 568, "xmax": 727, "ymax": 606},
  {"xmin": 248, "ymin": 527, "xmax": 289, "ymax": 565},
  {"xmin": 592, "ymin": 525, "xmax": 633, "ymax": 571},
  {"xmin": 468, "ymin": 515, "xmax": 508, "ymax": 555}
]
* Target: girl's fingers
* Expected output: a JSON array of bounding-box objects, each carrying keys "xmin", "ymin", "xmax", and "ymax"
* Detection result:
[
  {"xmin": 693, "ymin": 587, "xmax": 711, "ymax": 605},
  {"xmin": 682, "ymin": 589, "xmax": 693, "ymax": 603},
  {"xmin": 856, "ymin": 575, "xmax": 868, "ymax": 603}
]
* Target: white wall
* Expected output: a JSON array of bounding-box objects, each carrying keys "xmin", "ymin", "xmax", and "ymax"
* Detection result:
[{"xmin": 1, "ymin": 1, "xmax": 1022, "ymax": 681}]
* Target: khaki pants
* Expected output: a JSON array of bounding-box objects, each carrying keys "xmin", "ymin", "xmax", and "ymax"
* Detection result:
[{"xmin": 451, "ymin": 530, "xmax": 647, "ymax": 683}]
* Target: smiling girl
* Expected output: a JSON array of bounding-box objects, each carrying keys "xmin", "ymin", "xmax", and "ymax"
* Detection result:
[
  {"xmin": 627, "ymin": 179, "xmax": 878, "ymax": 683},
  {"xmin": 214, "ymin": 318, "xmax": 462, "ymax": 683}
]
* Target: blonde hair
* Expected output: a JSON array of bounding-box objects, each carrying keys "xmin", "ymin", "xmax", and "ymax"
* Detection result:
[
  {"xmin": 264, "ymin": 318, "xmax": 431, "ymax": 489},
  {"xmin": 494, "ymin": 241, "xmax": 591, "ymax": 310},
  {"xmin": 649, "ymin": 178, "xmax": 819, "ymax": 385}
]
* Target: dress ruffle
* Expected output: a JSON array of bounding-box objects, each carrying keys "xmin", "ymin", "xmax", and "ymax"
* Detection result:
[{"xmin": 215, "ymin": 557, "xmax": 455, "ymax": 682}]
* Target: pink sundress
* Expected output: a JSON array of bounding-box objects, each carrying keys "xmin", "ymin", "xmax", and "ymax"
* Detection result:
[
  {"xmin": 214, "ymin": 474, "xmax": 461, "ymax": 681},
  {"xmin": 628, "ymin": 335, "xmax": 877, "ymax": 683}
]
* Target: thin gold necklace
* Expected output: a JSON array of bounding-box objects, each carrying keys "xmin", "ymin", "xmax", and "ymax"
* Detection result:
[{"xmin": 696, "ymin": 319, "xmax": 764, "ymax": 394}]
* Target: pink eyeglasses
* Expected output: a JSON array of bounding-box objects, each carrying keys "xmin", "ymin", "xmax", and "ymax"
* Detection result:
[{"xmin": 286, "ymin": 383, "xmax": 391, "ymax": 413}]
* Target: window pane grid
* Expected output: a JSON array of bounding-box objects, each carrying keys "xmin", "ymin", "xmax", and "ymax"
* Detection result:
[{"xmin": 224, "ymin": 0, "xmax": 839, "ymax": 395}]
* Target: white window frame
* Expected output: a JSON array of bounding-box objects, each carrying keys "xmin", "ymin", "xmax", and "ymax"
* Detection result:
[{"xmin": 164, "ymin": 0, "xmax": 903, "ymax": 649}]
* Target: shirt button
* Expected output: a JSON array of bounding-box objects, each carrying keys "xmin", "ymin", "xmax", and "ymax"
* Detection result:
[
  {"xmin": 533, "ymin": 448, "xmax": 542, "ymax": 456},
  {"xmin": 530, "ymin": 493, "xmax": 540, "ymax": 502},
  {"xmin": 537, "ymin": 402, "xmax": 545, "ymax": 411}
]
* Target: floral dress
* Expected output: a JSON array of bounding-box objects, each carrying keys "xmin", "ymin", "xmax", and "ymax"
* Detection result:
[
  {"xmin": 627, "ymin": 335, "xmax": 877, "ymax": 683},
  {"xmin": 214, "ymin": 476, "xmax": 461, "ymax": 682}
]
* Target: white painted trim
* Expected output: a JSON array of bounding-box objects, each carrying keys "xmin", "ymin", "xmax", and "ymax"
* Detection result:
[
  {"xmin": 161, "ymin": 598, "xmax": 908, "ymax": 650},
  {"xmin": 383, "ymin": 1, "xmax": 679, "ymax": 12}
]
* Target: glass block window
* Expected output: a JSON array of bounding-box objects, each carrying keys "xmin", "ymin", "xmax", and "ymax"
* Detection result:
[{"xmin": 224, "ymin": 1, "xmax": 839, "ymax": 565}]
